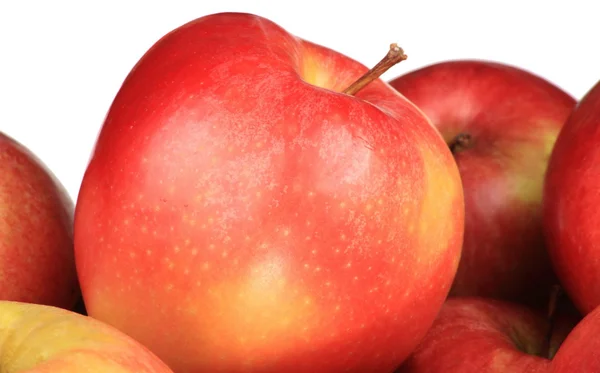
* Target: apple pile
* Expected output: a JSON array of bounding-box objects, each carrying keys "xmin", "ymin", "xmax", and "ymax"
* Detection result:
[{"xmin": 2, "ymin": 10, "xmax": 600, "ymax": 373}]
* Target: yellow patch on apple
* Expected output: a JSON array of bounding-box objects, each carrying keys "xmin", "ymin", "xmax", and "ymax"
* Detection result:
[
  {"xmin": 416, "ymin": 140, "xmax": 464, "ymax": 268},
  {"xmin": 511, "ymin": 127, "xmax": 561, "ymax": 205}
]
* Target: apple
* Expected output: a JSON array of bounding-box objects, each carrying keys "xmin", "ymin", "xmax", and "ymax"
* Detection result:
[
  {"xmin": 395, "ymin": 296, "xmax": 585, "ymax": 373},
  {"xmin": 0, "ymin": 300, "xmax": 174, "ymax": 372},
  {"xmin": 388, "ymin": 61, "xmax": 576, "ymax": 307},
  {"xmin": 0, "ymin": 132, "xmax": 79, "ymax": 309},
  {"xmin": 73, "ymin": 12, "xmax": 465, "ymax": 373},
  {"xmin": 543, "ymin": 79, "xmax": 600, "ymax": 316},
  {"xmin": 551, "ymin": 300, "xmax": 600, "ymax": 371}
]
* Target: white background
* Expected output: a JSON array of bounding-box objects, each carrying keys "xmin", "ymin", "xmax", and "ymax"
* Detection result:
[{"xmin": 1, "ymin": 1, "xmax": 598, "ymax": 202}]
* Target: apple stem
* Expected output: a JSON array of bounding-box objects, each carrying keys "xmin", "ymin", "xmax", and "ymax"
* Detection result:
[
  {"xmin": 540, "ymin": 284, "xmax": 562, "ymax": 359},
  {"xmin": 342, "ymin": 43, "xmax": 407, "ymax": 96},
  {"xmin": 448, "ymin": 133, "xmax": 473, "ymax": 153}
]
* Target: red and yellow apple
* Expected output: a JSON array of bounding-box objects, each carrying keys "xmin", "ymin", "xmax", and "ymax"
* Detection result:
[
  {"xmin": 1, "ymin": 132, "xmax": 79, "ymax": 309},
  {"xmin": 543, "ymin": 79, "xmax": 600, "ymax": 316},
  {"xmin": 389, "ymin": 61, "xmax": 576, "ymax": 307},
  {"xmin": 73, "ymin": 12, "xmax": 464, "ymax": 373},
  {"xmin": 0, "ymin": 300, "xmax": 173, "ymax": 372},
  {"xmin": 396, "ymin": 296, "xmax": 589, "ymax": 373}
]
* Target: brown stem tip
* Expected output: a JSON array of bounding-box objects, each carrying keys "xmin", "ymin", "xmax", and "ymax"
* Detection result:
[
  {"xmin": 448, "ymin": 132, "xmax": 473, "ymax": 154},
  {"xmin": 342, "ymin": 43, "xmax": 407, "ymax": 96}
]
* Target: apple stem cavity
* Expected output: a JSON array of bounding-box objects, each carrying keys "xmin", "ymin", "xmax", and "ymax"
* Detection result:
[
  {"xmin": 342, "ymin": 43, "xmax": 407, "ymax": 96},
  {"xmin": 448, "ymin": 132, "xmax": 473, "ymax": 153},
  {"xmin": 540, "ymin": 284, "xmax": 563, "ymax": 359}
]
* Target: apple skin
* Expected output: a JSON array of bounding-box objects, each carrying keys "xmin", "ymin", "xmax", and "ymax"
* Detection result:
[
  {"xmin": 0, "ymin": 300, "xmax": 173, "ymax": 372},
  {"xmin": 396, "ymin": 297, "xmax": 578, "ymax": 373},
  {"xmin": 551, "ymin": 303, "xmax": 600, "ymax": 372},
  {"xmin": 73, "ymin": 12, "xmax": 464, "ymax": 373},
  {"xmin": 543, "ymin": 79, "xmax": 600, "ymax": 316},
  {"xmin": 388, "ymin": 61, "xmax": 576, "ymax": 307},
  {"xmin": 0, "ymin": 132, "xmax": 79, "ymax": 309}
]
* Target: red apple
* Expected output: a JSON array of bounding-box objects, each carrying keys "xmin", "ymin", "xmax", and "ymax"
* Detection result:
[
  {"xmin": 0, "ymin": 300, "xmax": 174, "ymax": 372},
  {"xmin": 543, "ymin": 79, "xmax": 600, "ymax": 316},
  {"xmin": 551, "ymin": 301, "xmax": 600, "ymax": 371},
  {"xmin": 388, "ymin": 61, "xmax": 576, "ymax": 307},
  {"xmin": 396, "ymin": 296, "xmax": 583, "ymax": 373},
  {"xmin": 0, "ymin": 132, "xmax": 79, "ymax": 309},
  {"xmin": 73, "ymin": 12, "xmax": 464, "ymax": 373}
]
